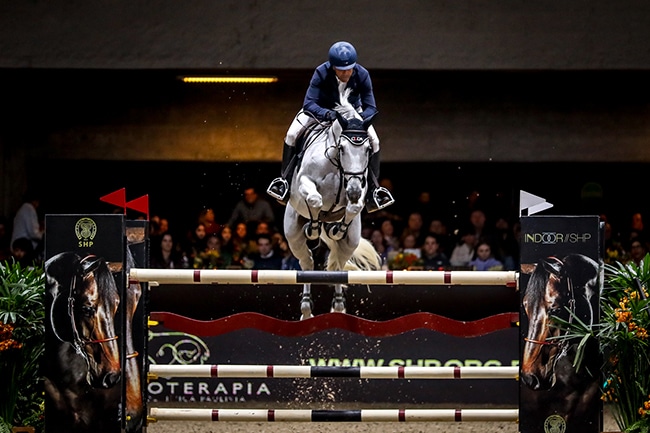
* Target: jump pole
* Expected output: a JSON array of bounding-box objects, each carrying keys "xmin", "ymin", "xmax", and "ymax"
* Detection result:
[
  {"xmin": 148, "ymin": 364, "xmax": 519, "ymax": 380},
  {"xmin": 148, "ymin": 407, "xmax": 519, "ymax": 423},
  {"xmin": 129, "ymin": 268, "xmax": 518, "ymax": 287}
]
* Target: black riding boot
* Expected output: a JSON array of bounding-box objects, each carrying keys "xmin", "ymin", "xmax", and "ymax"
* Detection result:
[
  {"xmin": 267, "ymin": 143, "xmax": 296, "ymax": 205},
  {"xmin": 366, "ymin": 150, "xmax": 395, "ymax": 213}
]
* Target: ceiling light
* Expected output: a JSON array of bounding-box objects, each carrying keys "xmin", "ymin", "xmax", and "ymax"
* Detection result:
[{"xmin": 180, "ymin": 76, "xmax": 278, "ymax": 84}]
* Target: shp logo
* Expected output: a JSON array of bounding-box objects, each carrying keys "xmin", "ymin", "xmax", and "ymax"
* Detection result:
[{"xmin": 524, "ymin": 232, "xmax": 592, "ymax": 244}]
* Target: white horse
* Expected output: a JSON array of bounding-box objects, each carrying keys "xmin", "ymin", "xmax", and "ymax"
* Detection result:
[{"xmin": 284, "ymin": 89, "xmax": 379, "ymax": 320}]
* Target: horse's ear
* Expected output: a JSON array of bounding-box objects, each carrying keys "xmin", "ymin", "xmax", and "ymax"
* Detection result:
[
  {"xmin": 362, "ymin": 112, "xmax": 378, "ymax": 130},
  {"xmin": 335, "ymin": 111, "xmax": 348, "ymax": 129},
  {"xmin": 520, "ymin": 263, "xmax": 536, "ymax": 275},
  {"xmin": 542, "ymin": 257, "xmax": 563, "ymax": 276}
]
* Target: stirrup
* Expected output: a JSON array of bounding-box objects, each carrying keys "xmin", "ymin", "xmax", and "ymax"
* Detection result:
[
  {"xmin": 366, "ymin": 187, "xmax": 395, "ymax": 213},
  {"xmin": 267, "ymin": 177, "xmax": 289, "ymax": 203}
]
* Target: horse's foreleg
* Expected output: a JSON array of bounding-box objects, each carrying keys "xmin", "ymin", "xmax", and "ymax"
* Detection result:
[
  {"xmin": 300, "ymin": 283, "xmax": 314, "ymax": 320},
  {"xmin": 331, "ymin": 283, "xmax": 346, "ymax": 314},
  {"xmin": 298, "ymin": 177, "xmax": 323, "ymax": 214}
]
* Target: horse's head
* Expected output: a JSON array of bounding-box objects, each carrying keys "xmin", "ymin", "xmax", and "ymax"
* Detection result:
[
  {"xmin": 334, "ymin": 113, "xmax": 374, "ymax": 204},
  {"xmin": 521, "ymin": 254, "xmax": 600, "ymax": 391},
  {"xmin": 46, "ymin": 252, "xmax": 121, "ymax": 389}
]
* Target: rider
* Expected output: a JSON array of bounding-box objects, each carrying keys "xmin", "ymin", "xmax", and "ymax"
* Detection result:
[{"xmin": 267, "ymin": 41, "xmax": 395, "ymax": 213}]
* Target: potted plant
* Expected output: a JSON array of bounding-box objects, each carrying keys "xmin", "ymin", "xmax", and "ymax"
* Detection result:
[
  {"xmin": 0, "ymin": 260, "xmax": 45, "ymax": 433},
  {"xmin": 552, "ymin": 253, "xmax": 650, "ymax": 433}
]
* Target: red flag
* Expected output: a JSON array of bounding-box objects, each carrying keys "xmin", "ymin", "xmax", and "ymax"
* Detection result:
[
  {"xmin": 99, "ymin": 188, "xmax": 126, "ymax": 213},
  {"xmin": 126, "ymin": 194, "xmax": 149, "ymax": 220}
]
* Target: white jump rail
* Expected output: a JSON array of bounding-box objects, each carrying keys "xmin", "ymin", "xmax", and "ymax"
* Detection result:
[
  {"xmin": 148, "ymin": 364, "xmax": 519, "ymax": 380},
  {"xmin": 148, "ymin": 407, "xmax": 520, "ymax": 423},
  {"xmin": 129, "ymin": 269, "xmax": 519, "ymax": 287}
]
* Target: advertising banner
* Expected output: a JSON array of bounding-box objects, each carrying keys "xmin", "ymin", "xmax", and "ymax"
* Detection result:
[
  {"xmin": 44, "ymin": 215, "xmax": 148, "ymax": 433},
  {"xmin": 519, "ymin": 216, "xmax": 602, "ymax": 433},
  {"xmin": 147, "ymin": 325, "xmax": 519, "ymax": 405},
  {"xmin": 44, "ymin": 214, "xmax": 125, "ymax": 433}
]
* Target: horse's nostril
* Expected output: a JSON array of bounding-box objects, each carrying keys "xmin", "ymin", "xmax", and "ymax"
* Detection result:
[
  {"xmin": 522, "ymin": 374, "xmax": 540, "ymax": 390},
  {"xmin": 102, "ymin": 372, "xmax": 122, "ymax": 388}
]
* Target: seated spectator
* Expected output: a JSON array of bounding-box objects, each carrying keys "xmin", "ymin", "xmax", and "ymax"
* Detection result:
[
  {"xmin": 627, "ymin": 237, "xmax": 648, "ymax": 267},
  {"xmin": 400, "ymin": 233, "xmax": 421, "ymax": 258},
  {"xmin": 428, "ymin": 218, "xmax": 455, "ymax": 256},
  {"xmin": 469, "ymin": 241, "xmax": 504, "ymax": 271},
  {"xmin": 369, "ymin": 228, "xmax": 390, "ymax": 266},
  {"xmin": 195, "ymin": 233, "xmax": 232, "ymax": 269},
  {"xmin": 449, "ymin": 228, "xmax": 477, "ymax": 268},
  {"xmin": 150, "ymin": 232, "xmax": 185, "ymax": 269},
  {"xmin": 380, "ymin": 219, "xmax": 400, "ymax": 252},
  {"xmin": 198, "ymin": 208, "xmax": 220, "ymax": 236},
  {"xmin": 275, "ymin": 233, "xmax": 301, "ymax": 270},
  {"xmin": 493, "ymin": 216, "xmax": 519, "ymax": 271},
  {"xmin": 228, "ymin": 187, "xmax": 275, "ymax": 229},
  {"xmin": 11, "ymin": 237, "xmax": 37, "ymax": 267},
  {"xmin": 182, "ymin": 222, "xmax": 207, "ymax": 262},
  {"xmin": 249, "ymin": 233, "xmax": 283, "ymax": 270},
  {"xmin": 421, "ymin": 234, "xmax": 450, "ymax": 270},
  {"xmin": 400, "ymin": 212, "xmax": 425, "ymax": 248},
  {"xmin": 219, "ymin": 225, "xmax": 241, "ymax": 267}
]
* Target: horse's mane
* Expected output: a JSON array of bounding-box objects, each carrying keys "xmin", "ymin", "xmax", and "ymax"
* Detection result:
[
  {"xmin": 333, "ymin": 88, "xmax": 362, "ymax": 121},
  {"xmin": 526, "ymin": 261, "xmax": 551, "ymax": 304}
]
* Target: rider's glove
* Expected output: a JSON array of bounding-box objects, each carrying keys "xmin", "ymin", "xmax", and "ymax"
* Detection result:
[{"xmin": 325, "ymin": 110, "xmax": 337, "ymax": 121}]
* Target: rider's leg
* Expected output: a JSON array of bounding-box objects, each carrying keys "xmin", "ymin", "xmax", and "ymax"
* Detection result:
[
  {"xmin": 267, "ymin": 114, "xmax": 307, "ymax": 204},
  {"xmin": 365, "ymin": 128, "xmax": 395, "ymax": 213},
  {"xmin": 267, "ymin": 142, "xmax": 296, "ymax": 203}
]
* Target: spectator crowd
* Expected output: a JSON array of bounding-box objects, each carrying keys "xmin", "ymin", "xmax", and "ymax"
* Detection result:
[{"xmin": 2, "ymin": 185, "xmax": 648, "ymax": 274}]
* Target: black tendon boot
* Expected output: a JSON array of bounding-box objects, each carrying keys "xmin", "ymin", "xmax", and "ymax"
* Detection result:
[
  {"xmin": 366, "ymin": 150, "xmax": 395, "ymax": 213},
  {"xmin": 267, "ymin": 143, "xmax": 297, "ymax": 205}
]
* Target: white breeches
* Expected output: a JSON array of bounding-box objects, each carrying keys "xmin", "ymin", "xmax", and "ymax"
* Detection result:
[{"xmin": 284, "ymin": 111, "xmax": 380, "ymax": 153}]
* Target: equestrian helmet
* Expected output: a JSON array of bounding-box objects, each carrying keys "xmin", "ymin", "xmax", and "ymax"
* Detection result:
[{"xmin": 328, "ymin": 41, "xmax": 357, "ymax": 70}]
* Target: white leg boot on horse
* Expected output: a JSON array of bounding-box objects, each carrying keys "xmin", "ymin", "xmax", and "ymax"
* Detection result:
[
  {"xmin": 366, "ymin": 150, "xmax": 395, "ymax": 213},
  {"xmin": 300, "ymin": 284, "xmax": 314, "ymax": 320}
]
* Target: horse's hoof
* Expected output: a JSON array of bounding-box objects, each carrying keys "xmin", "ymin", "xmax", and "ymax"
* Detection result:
[
  {"xmin": 300, "ymin": 296, "xmax": 314, "ymax": 320},
  {"xmin": 331, "ymin": 296, "xmax": 346, "ymax": 313},
  {"xmin": 306, "ymin": 195, "xmax": 322, "ymax": 208}
]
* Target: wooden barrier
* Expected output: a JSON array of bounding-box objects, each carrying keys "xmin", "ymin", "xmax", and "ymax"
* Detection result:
[
  {"xmin": 148, "ymin": 364, "xmax": 519, "ymax": 379},
  {"xmin": 130, "ymin": 268, "xmax": 519, "ymax": 287},
  {"xmin": 148, "ymin": 407, "xmax": 519, "ymax": 423}
]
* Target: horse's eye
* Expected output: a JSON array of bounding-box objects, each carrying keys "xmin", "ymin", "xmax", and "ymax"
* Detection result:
[{"xmin": 80, "ymin": 305, "xmax": 96, "ymax": 318}]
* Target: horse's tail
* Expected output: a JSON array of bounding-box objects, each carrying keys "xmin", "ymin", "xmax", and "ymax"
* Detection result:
[{"xmin": 343, "ymin": 238, "xmax": 382, "ymax": 271}]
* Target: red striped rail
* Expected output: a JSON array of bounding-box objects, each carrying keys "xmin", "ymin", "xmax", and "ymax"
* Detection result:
[
  {"xmin": 148, "ymin": 364, "xmax": 519, "ymax": 379},
  {"xmin": 129, "ymin": 268, "xmax": 518, "ymax": 287},
  {"xmin": 148, "ymin": 407, "xmax": 519, "ymax": 422}
]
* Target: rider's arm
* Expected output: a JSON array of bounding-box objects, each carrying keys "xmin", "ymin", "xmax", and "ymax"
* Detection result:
[
  {"xmin": 303, "ymin": 65, "xmax": 336, "ymax": 121},
  {"xmin": 355, "ymin": 66, "xmax": 378, "ymax": 120}
]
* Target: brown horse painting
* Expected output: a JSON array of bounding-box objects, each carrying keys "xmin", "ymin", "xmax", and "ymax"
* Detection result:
[
  {"xmin": 44, "ymin": 252, "xmax": 122, "ymax": 433},
  {"xmin": 520, "ymin": 254, "xmax": 601, "ymax": 433}
]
